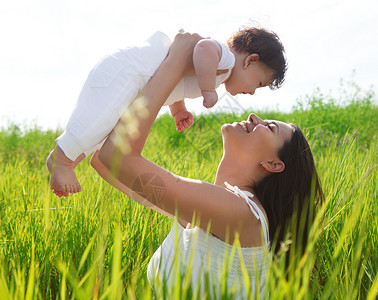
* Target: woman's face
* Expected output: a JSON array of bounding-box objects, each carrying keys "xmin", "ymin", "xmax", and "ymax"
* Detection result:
[{"xmin": 221, "ymin": 113, "xmax": 294, "ymax": 163}]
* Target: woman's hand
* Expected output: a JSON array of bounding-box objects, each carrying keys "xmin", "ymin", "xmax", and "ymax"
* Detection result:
[{"xmin": 167, "ymin": 30, "xmax": 204, "ymax": 75}]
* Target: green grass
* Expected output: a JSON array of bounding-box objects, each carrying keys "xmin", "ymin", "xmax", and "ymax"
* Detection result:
[{"xmin": 0, "ymin": 86, "xmax": 377, "ymax": 299}]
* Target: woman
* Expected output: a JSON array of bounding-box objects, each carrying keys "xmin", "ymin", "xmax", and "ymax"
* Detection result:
[{"xmin": 91, "ymin": 31, "xmax": 323, "ymax": 298}]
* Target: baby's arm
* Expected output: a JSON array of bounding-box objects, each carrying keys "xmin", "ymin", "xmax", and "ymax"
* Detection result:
[
  {"xmin": 169, "ymin": 100, "xmax": 194, "ymax": 132},
  {"xmin": 193, "ymin": 39, "xmax": 222, "ymax": 108}
]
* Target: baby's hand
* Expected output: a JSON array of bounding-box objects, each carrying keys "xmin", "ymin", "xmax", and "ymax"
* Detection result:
[
  {"xmin": 201, "ymin": 90, "xmax": 218, "ymax": 108},
  {"xmin": 173, "ymin": 110, "xmax": 194, "ymax": 132}
]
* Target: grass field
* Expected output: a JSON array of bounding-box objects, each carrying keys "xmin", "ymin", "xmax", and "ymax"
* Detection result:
[{"xmin": 0, "ymin": 86, "xmax": 377, "ymax": 299}]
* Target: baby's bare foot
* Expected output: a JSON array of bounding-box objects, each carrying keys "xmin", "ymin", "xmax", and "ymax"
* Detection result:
[{"xmin": 46, "ymin": 147, "xmax": 82, "ymax": 197}]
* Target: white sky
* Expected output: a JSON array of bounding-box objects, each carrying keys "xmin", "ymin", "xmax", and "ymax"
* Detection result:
[{"xmin": 0, "ymin": 0, "xmax": 377, "ymax": 130}]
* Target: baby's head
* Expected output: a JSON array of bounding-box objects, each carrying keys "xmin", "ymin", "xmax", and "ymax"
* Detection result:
[{"xmin": 227, "ymin": 25, "xmax": 287, "ymax": 90}]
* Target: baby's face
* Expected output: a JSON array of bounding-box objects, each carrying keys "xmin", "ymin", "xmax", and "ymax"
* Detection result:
[{"xmin": 224, "ymin": 59, "xmax": 274, "ymax": 96}]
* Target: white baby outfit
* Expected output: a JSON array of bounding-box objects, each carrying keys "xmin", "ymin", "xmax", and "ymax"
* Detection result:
[
  {"xmin": 147, "ymin": 182, "xmax": 272, "ymax": 299},
  {"xmin": 56, "ymin": 31, "xmax": 235, "ymax": 161}
]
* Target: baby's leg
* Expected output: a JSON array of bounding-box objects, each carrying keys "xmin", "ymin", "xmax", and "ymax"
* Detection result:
[
  {"xmin": 49, "ymin": 53, "xmax": 141, "ymax": 196},
  {"xmin": 49, "ymin": 35, "xmax": 169, "ymax": 196},
  {"xmin": 46, "ymin": 146, "xmax": 85, "ymax": 197}
]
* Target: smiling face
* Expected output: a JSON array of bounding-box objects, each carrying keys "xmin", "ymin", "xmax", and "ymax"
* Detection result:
[
  {"xmin": 223, "ymin": 53, "xmax": 275, "ymax": 96},
  {"xmin": 221, "ymin": 113, "xmax": 294, "ymax": 167}
]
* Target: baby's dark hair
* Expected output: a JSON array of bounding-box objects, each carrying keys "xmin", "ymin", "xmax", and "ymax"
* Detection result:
[{"xmin": 227, "ymin": 25, "xmax": 287, "ymax": 89}]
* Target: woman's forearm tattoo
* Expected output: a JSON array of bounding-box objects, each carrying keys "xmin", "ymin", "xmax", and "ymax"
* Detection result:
[{"xmin": 131, "ymin": 173, "xmax": 166, "ymax": 205}]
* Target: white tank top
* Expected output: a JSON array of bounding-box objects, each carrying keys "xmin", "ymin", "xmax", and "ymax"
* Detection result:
[{"xmin": 147, "ymin": 182, "xmax": 271, "ymax": 299}]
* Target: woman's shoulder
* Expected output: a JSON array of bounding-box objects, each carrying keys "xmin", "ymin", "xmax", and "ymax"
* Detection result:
[
  {"xmin": 235, "ymin": 197, "xmax": 269, "ymax": 247},
  {"xmin": 221, "ymin": 183, "xmax": 269, "ymax": 247},
  {"xmin": 224, "ymin": 182, "xmax": 268, "ymax": 225}
]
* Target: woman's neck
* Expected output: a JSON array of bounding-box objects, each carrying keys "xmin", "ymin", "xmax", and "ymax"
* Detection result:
[{"xmin": 214, "ymin": 157, "xmax": 262, "ymax": 194}]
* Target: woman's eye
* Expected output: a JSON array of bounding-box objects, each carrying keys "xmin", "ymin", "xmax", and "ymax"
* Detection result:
[{"xmin": 267, "ymin": 124, "xmax": 273, "ymax": 132}]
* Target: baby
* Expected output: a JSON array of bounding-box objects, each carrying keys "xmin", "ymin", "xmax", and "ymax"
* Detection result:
[{"xmin": 47, "ymin": 26, "xmax": 287, "ymax": 197}]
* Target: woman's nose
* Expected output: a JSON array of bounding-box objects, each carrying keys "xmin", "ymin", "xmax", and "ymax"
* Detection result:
[{"xmin": 248, "ymin": 113, "xmax": 263, "ymax": 124}]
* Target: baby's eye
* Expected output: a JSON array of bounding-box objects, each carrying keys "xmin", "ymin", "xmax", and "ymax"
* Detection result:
[{"xmin": 259, "ymin": 82, "xmax": 262, "ymax": 87}]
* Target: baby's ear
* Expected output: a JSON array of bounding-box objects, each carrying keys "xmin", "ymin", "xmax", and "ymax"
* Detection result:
[{"xmin": 244, "ymin": 53, "xmax": 260, "ymax": 68}]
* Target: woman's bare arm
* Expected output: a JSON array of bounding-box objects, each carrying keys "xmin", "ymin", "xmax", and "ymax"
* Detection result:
[
  {"xmin": 98, "ymin": 32, "xmax": 260, "ymax": 245},
  {"xmin": 90, "ymin": 150, "xmax": 175, "ymax": 219}
]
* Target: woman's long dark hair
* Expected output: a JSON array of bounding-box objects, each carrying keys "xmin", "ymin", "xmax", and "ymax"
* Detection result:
[{"xmin": 254, "ymin": 124, "xmax": 324, "ymax": 264}]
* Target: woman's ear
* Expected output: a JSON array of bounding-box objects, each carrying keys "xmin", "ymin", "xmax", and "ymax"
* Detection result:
[
  {"xmin": 216, "ymin": 69, "xmax": 229, "ymax": 75},
  {"xmin": 244, "ymin": 53, "xmax": 260, "ymax": 68},
  {"xmin": 261, "ymin": 160, "xmax": 285, "ymax": 173}
]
